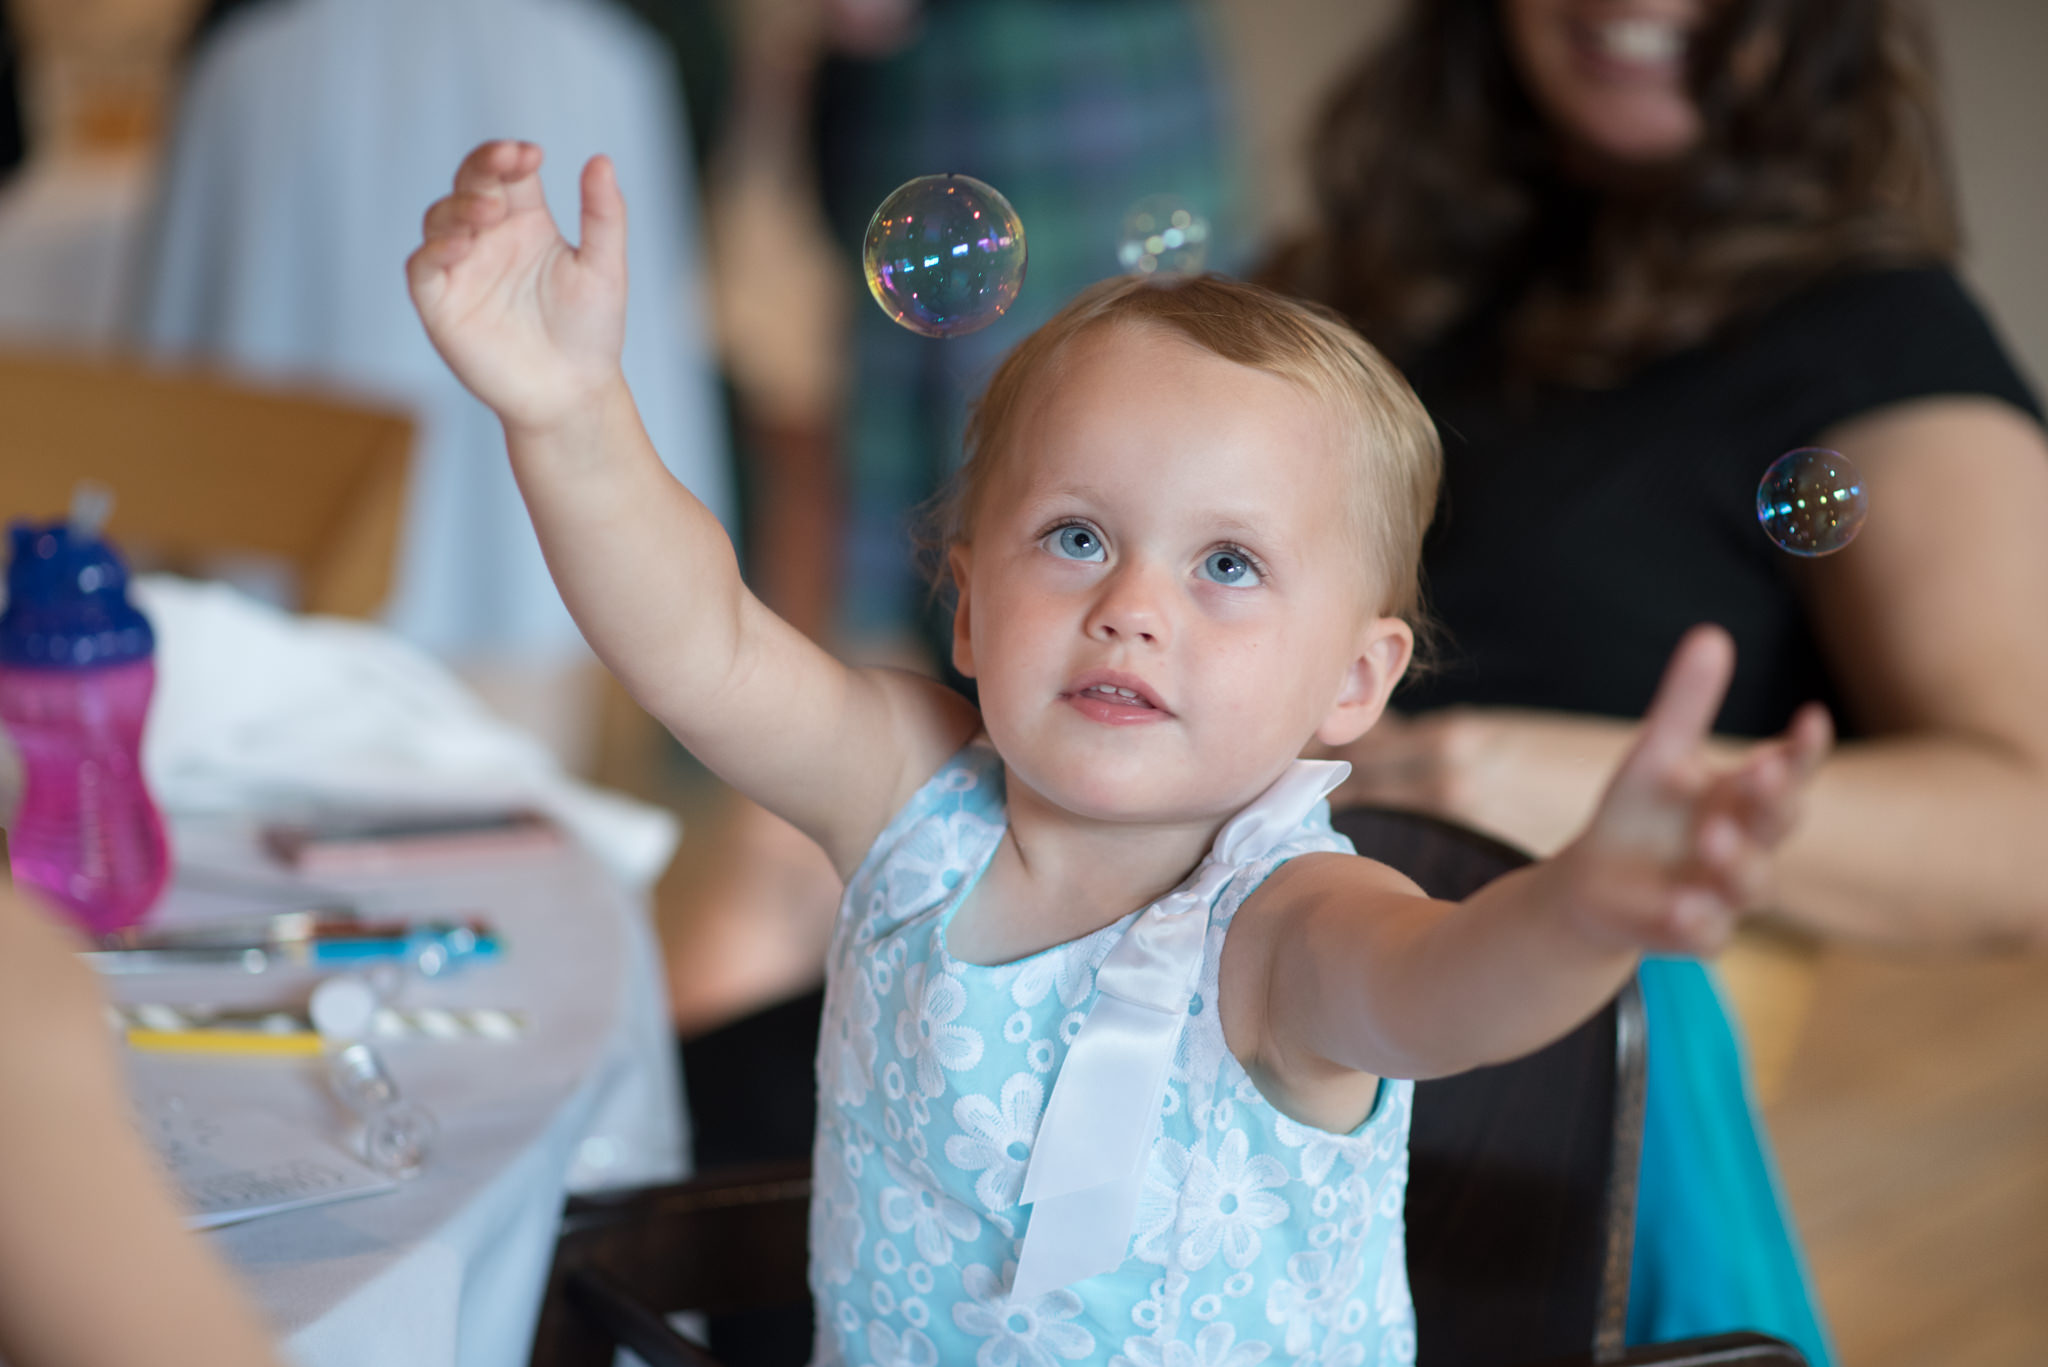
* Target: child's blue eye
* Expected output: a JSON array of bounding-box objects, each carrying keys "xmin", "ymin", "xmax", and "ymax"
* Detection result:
[
  {"xmin": 1200, "ymin": 549, "xmax": 1259, "ymax": 586},
  {"xmin": 1046, "ymin": 525, "xmax": 1105, "ymax": 562}
]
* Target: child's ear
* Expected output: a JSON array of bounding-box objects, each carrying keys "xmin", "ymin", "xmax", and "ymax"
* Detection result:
[
  {"xmin": 1315, "ymin": 616, "xmax": 1413, "ymax": 747},
  {"xmin": 948, "ymin": 545, "xmax": 979, "ymax": 680}
]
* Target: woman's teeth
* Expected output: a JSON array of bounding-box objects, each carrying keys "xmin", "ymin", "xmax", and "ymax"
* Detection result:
[{"xmin": 1594, "ymin": 18, "xmax": 1684, "ymax": 64}]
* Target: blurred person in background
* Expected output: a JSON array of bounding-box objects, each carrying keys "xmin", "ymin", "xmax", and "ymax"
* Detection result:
[
  {"xmin": 1265, "ymin": 0, "xmax": 2048, "ymax": 1360},
  {"xmin": 0, "ymin": 879, "xmax": 280, "ymax": 1367},
  {"xmin": 0, "ymin": 9, "xmax": 22, "ymax": 182},
  {"xmin": 136, "ymin": 0, "xmax": 734, "ymax": 767},
  {"xmin": 670, "ymin": 0, "xmax": 1236, "ymax": 1080}
]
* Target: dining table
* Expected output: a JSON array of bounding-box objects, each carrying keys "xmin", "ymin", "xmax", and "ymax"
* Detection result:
[{"xmin": 106, "ymin": 813, "xmax": 687, "ymax": 1367}]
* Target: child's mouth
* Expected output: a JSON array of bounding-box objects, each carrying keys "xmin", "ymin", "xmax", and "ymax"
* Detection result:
[{"xmin": 1066, "ymin": 682, "xmax": 1167, "ymax": 724}]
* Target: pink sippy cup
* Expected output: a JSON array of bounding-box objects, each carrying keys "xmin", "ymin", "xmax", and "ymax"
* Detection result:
[{"xmin": 0, "ymin": 499, "xmax": 169, "ymax": 934}]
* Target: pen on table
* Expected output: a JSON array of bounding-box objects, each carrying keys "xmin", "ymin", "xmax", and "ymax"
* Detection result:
[
  {"xmin": 123, "ymin": 1026, "xmax": 328, "ymax": 1057},
  {"xmin": 84, "ymin": 918, "xmax": 501, "ymax": 975},
  {"xmin": 110, "ymin": 1001, "xmax": 527, "ymax": 1054},
  {"xmin": 95, "ymin": 907, "xmax": 363, "ymax": 949}
]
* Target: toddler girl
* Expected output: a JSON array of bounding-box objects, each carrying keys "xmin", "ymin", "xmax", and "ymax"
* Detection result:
[{"xmin": 409, "ymin": 142, "xmax": 1828, "ymax": 1366}]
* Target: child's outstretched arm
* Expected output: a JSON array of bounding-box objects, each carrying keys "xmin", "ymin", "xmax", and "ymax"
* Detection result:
[
  {"xmin": 407, "ymin": 142, "xmax": 977, "ymax": 872},
  {"xmin": 1231, "ymin": 625, "xmax": 1831, "ymax": 1099}
]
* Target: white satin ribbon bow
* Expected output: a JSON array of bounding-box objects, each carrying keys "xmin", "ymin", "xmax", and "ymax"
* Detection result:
[{"xmin": 1009, "ymin": 759, "xmax": 1352, "ymax": 1303}]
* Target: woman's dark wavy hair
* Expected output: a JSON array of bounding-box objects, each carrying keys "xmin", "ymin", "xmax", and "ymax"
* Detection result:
[{"xmin": 1264, "ymin": 0, "xmax": 1959, "ymax": 387}]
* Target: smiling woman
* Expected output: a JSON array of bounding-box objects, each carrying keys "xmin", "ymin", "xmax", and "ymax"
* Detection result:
[
  {"xmin": 1273, "ymin": 0, "xmax": 1958, "ymax": 388},
  {"xmin": 1505, "ymin": 0, "xmax": 1710, "ymax": 163}
]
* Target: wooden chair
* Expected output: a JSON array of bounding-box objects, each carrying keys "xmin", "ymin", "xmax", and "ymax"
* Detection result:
[
  {"xmin": 529, "ymin": 806, "xmax": 1807, "ymax": 1367},
  {"xmin": 0, "ymin": 349, "xmax": 413, "ymax": 618}
]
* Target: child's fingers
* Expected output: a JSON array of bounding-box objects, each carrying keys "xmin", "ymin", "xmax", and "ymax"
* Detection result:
[
  {"xmin": 451, "ymin": 139, "xmax": 540, "ymax": 191},
  {"xmin": 1687, "ymin": 756, "xmax": 1797, "ymax": 911},
  {"xmin": 451, "ymin": 140, "xmax": 548, "ymax": 214},
  {"xmin": 1783, "ymin": 702, "xmax": 1834, "ymax": 780},
  {"xmin": 1707, "ymin": 703, "xmax": 1831, "ymax": 848},
  {"xmin": 1717, "ymin": 750, "xmax": 1797, "ymax": 847},
  {"xmin": 576, "ymin": 155, "xmax": 627, "ymax": 280},
  {"xmin": 405, "ymin": 232, "xmax": 476, "ymax": 299},
  {"xmin": 1666, "ymin": 888, "xmax": 1739, "ymax": 955},
  {"xmin": 1696, "ymin": 810, "xmax": 1744, "ymax": 869},
  {"xmin": 1691, "ymin": 812, "xmax": 1776, "ymax": 909},
  {"xmin": 1564, "ymin": 840, "xmax": 1740, "ymax": 954},
  {"xmin": 1615, "ymin": 625, "xmax": 1735, "ymax": 791},
  {"xmin": 422, "ymin": 191, "xmax": 508, "ymax": 240},
  {"xmin": 1607, "ymin": 875, "xmax": 1739, "ymax": 954}
]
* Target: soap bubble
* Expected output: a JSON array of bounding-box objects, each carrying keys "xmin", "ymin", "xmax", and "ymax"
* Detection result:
[
  {"xmin": 1117, "ymin": 195, "xmax": 1210, "ymax": 278},
  {"xmin": 1757, "ymin": 447, "xmax": 1867, "ymax": 556},
  {"xmin": 863, "ymin": 174, "xmax": 1026, "ymax": 338}
]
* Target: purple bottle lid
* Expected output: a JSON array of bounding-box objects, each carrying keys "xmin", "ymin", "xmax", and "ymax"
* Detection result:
[{"xmin": 1, "ymin": 519, "xmax": 155, "ymax": 668}]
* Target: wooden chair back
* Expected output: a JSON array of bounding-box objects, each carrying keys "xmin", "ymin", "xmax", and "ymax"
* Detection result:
[
  {"xmin": 0, "ymin": 349, "xmax": 412, "ymax": 617},
  {"xmin": 534, "ymin": 1161, "xmax": 813, "ymax": 1367}
]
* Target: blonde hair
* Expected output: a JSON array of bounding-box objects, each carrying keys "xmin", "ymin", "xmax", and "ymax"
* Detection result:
[{"xmin": 938, "ymin": 273, "xmax": 1443, "ymax": 628}]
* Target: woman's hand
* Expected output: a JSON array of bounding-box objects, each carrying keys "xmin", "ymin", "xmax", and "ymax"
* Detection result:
[
  {"xmin": 406, "ymin": 140, "xmax": 628, "ymax": 433},
  {"xmin": 1551, "ymin": 626, "xmax": 1832, "ymax": 957}
]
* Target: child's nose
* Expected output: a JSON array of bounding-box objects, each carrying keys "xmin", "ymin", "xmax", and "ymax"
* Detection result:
[{"xmin": 1084, "ymin": 563, "xmax": 1170, "ymax": 646}]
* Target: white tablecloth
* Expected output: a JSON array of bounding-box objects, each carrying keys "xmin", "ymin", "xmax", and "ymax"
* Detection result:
[{"xmin": 116, "ymin": 819, "xmax": 687, "ymax": 1367}]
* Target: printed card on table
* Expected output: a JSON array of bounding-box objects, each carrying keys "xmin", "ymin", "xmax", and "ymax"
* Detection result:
[{"xmin": 140, "ymin": 1094, "xmax": 398, "ymax": 1230}]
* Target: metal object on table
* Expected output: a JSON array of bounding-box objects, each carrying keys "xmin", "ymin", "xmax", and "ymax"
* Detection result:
[{"xmin": 326, "ymin": 1042, "xmax": 438, "ymax": 1180}]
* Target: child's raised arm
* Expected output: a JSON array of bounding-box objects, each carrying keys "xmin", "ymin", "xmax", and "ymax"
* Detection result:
[
  {"xmin": 1229, "ymin": 626, "xmax": 1831, "ymax": 1103},
  {"xmin": 407, "ymin": 142, "xmax": 977, "ymax": 871}
]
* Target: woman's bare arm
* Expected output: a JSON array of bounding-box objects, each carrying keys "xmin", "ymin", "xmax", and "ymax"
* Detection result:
[
  {"xmin": 1783, "ymin": 397, "xmax": 2048, "ymax": 943},
  {"xmin": 1330, "ymin": 397, "xmax": 2048, "ymax": 947}
]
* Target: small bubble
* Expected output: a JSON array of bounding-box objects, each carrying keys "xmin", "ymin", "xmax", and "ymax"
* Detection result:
[
  {"xmin": 1757, "ymin": 447, "xmax": 1867, "ymax": 556},
  {"xmin": 1117, "ymin": 194, "xmax": 1210, "ymax": 278}
]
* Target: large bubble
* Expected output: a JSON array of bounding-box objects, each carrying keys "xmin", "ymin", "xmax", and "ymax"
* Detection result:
[
  {"xmin": 1757, "ymin": 447, "xmax": 1867, "ymax": 557},
  {"xmin": 863, "ymin": 174, "xmax": 1026, "ymax": 338},
  {"xmin": 1117, "ymin": 195, "xmax": 1210, "ymax": 278}
]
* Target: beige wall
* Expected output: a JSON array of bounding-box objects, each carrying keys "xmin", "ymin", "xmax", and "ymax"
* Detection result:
[
  {"xmin": 1211, "ymin": 0, "xmax": 2048, "ymax": 390},
  {"xmin": 1929, "ymin": 0, "xmax": 2048, "ymax": 389}
]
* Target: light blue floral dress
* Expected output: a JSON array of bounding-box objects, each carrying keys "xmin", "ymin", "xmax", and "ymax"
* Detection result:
[{"xmin": 809, "ymin": 742, "xmax": 1417, "ymax": 1367}]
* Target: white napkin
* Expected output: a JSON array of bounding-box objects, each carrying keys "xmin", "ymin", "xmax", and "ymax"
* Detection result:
[{"xmin": 133, "ymin": 576, "xmax": 677, "ymax": 887}]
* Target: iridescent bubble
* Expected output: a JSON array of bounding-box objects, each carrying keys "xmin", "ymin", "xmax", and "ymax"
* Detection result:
[
  {"xmin": 1117, "ymin": 195, "xmax": 1210, "ymax": 278},
  {"xmin": 863, "ymin": 174, "xmax": 1026, "ymax": 338},
  {"xmin": 1756, "ymin": 447, "xmax": 1867, "ymax": 556}
]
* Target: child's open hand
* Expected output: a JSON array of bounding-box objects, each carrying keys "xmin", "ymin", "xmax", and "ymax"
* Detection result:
[
  {"xmin": 407, "ymin": 141, "xmax": 627, "ymax": 432},
  {"xmin": 1559, "ymin": 625, "xmax": 1832, "ymax": 956}
]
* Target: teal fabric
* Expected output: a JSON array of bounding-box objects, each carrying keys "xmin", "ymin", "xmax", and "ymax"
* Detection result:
[{"xmin": 1628, "ymin": 958, "xmax": 1836, "ymax": 1366}]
